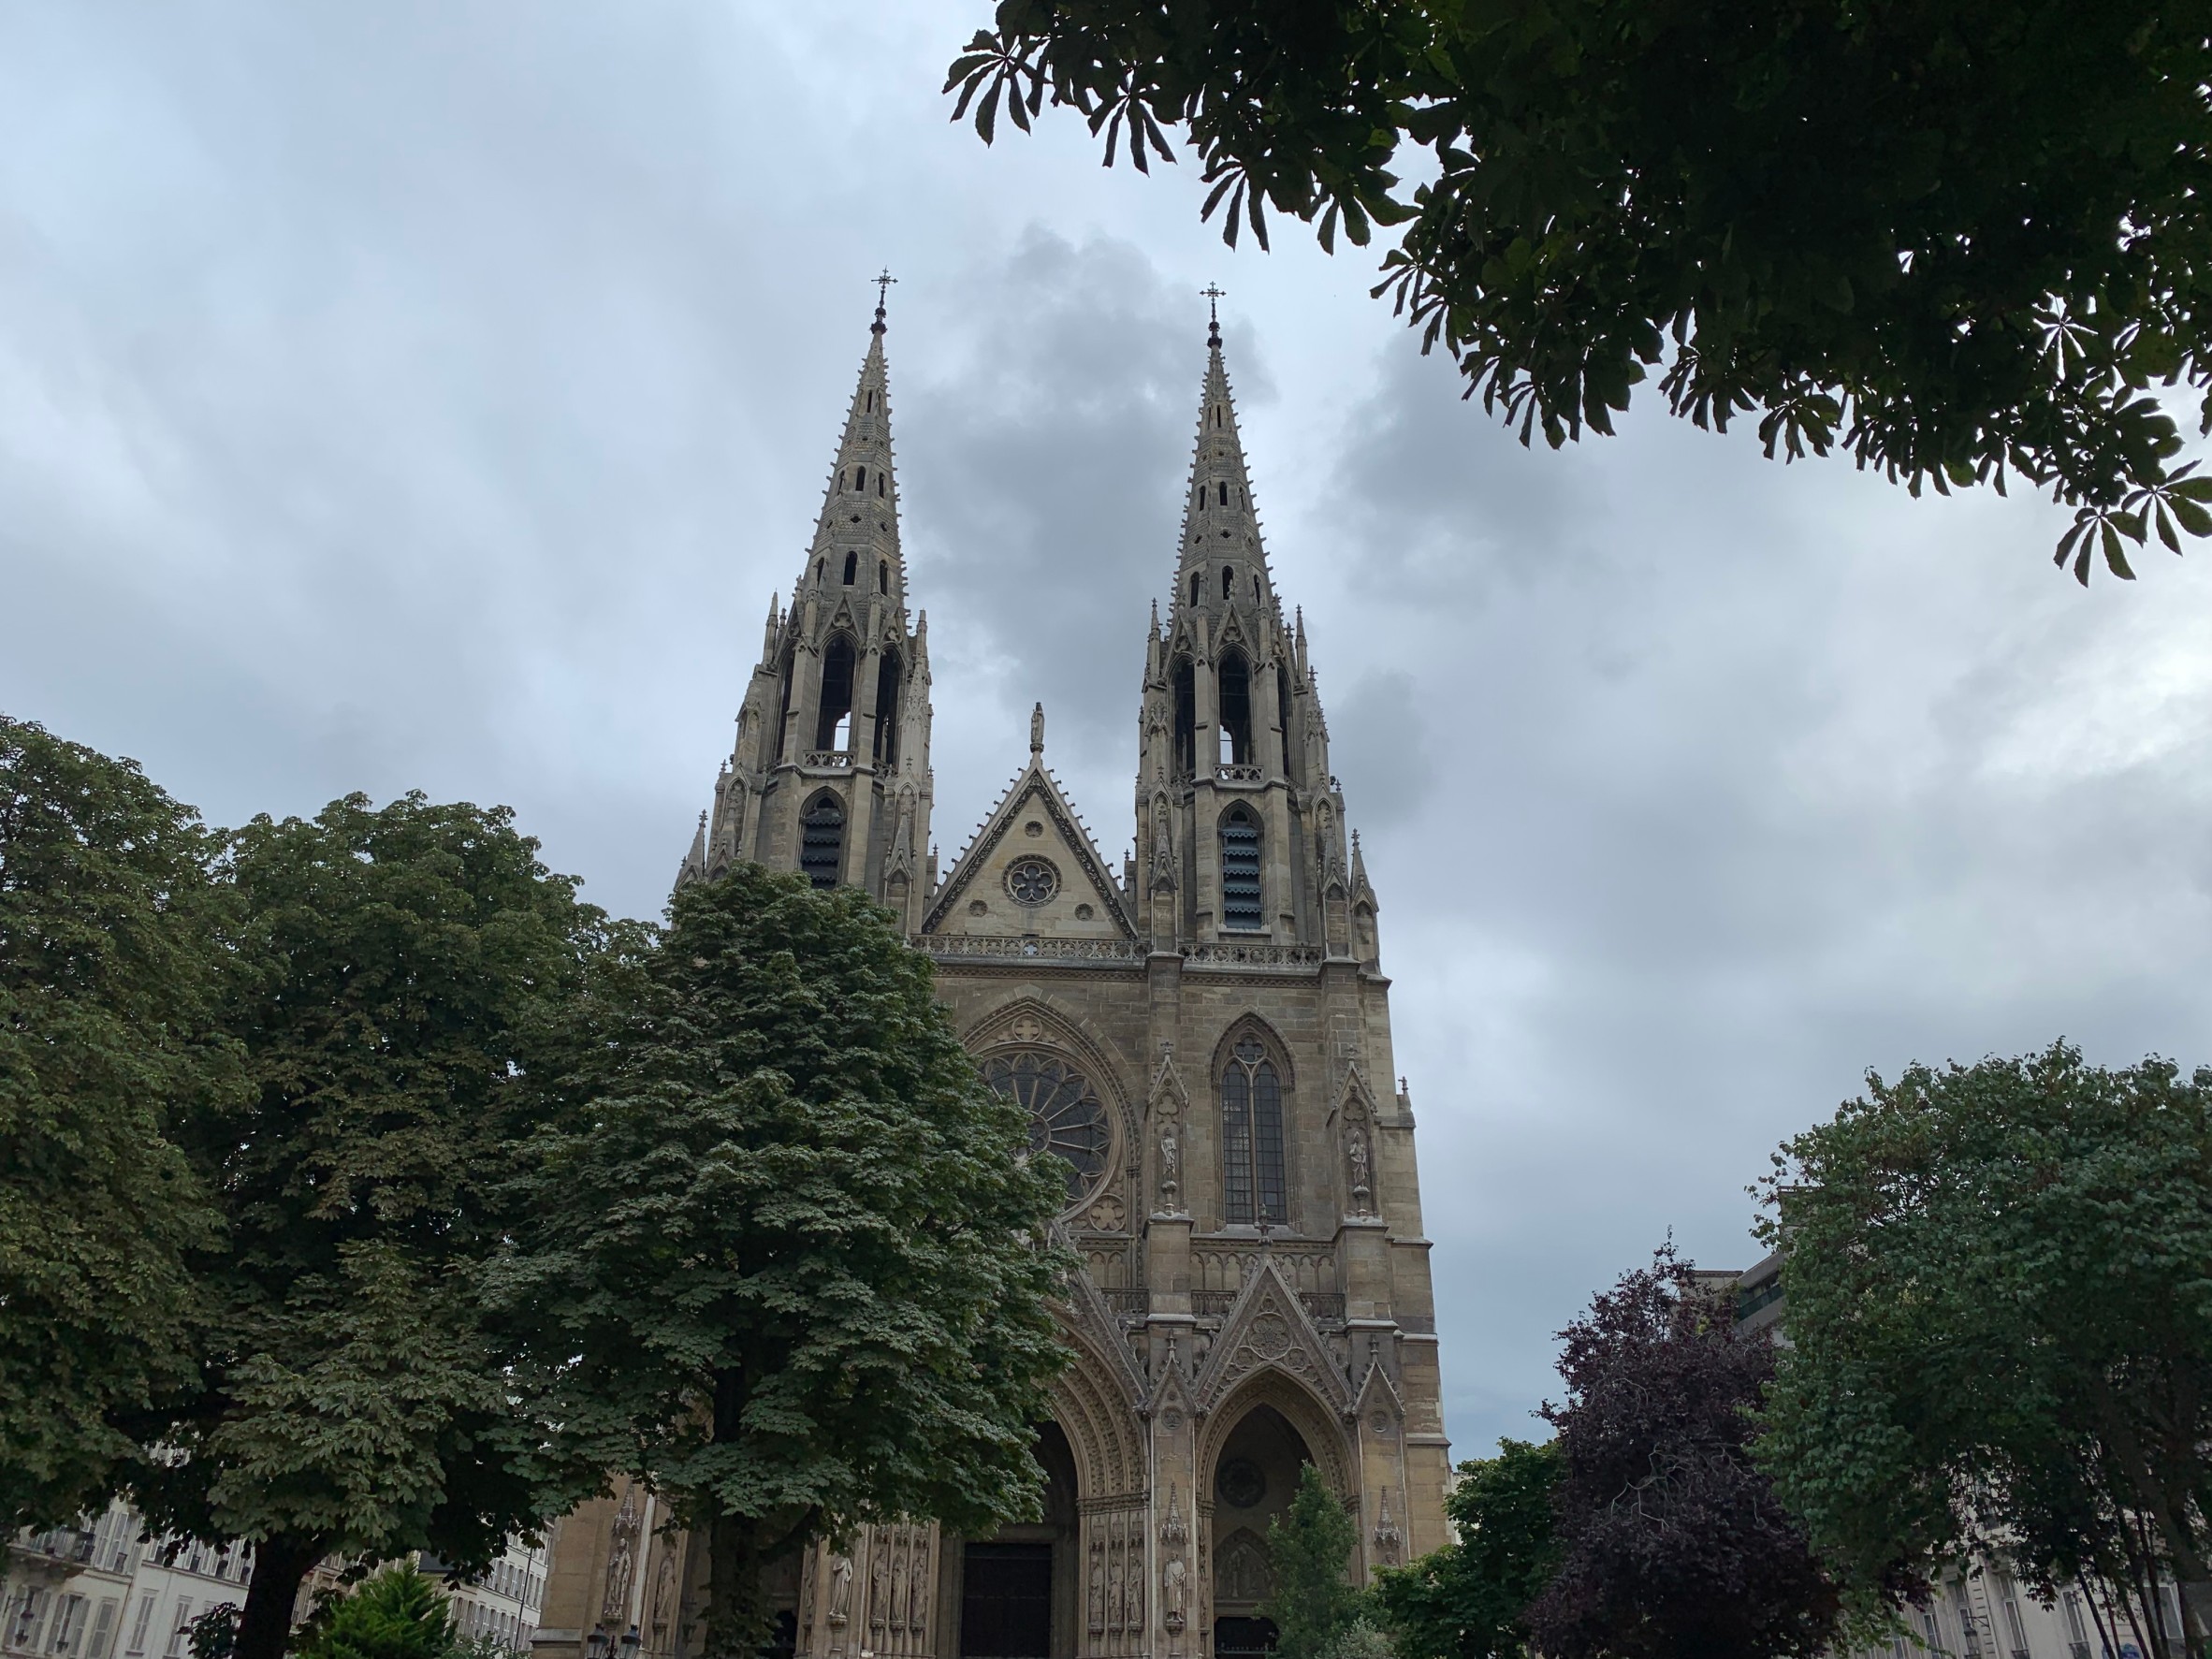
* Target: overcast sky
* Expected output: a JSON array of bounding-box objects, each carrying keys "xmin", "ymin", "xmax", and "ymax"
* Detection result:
[{"xmin": 6, "ymin": 2, "xmax": 2211, "ymax": 1458}]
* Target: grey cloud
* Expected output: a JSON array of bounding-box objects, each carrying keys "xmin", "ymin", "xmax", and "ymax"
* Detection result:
[{"xmin": 6, "ymin": 0, "xmax": 2212, "ymax": 1467}]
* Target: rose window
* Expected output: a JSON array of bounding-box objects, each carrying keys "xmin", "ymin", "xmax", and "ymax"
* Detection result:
[
  {"xmin": 982, "ymin": 1051, "xmax": 1110, "ymax": 1207},
  {"xmin": 1006, "ymin": 858, "xmax": 1058, "ymax": 906}
]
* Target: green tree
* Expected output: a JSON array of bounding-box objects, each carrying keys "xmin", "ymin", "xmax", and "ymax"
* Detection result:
[
  {"xmin": 294, "ymin": 1564, "xmax": 457, "ymax": 1659},
  {"xmin": 948, "ymin": 0, "xmax": 2212, "ymax": 581},
  {"xmin": 1261, "ymin": 1465, "xmax": 1363, "ymax": 1659},
  {"xmin": 1373, "ymin": 1439, "xmax": 1559, "ymax": 1659},
  {"xmin": 1758, "ymin": 1041, "xmax": 2212, "ymax": 1659},
  {"xmin": 124, "ymin": 793, "xmax": 609, "ymax": 1659},
  {"xmin": 0, "ymin": 717, "xmax": 231, "ymax": 1525},
  {"xmin": 500, "ymin": 863, "xmax": 1072, "ymax": 1659}
]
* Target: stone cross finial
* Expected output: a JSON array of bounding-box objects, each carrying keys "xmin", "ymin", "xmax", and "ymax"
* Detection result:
[
  {"xmin": 1030, "ymin": 702, "xmax": 1045, "ymax": 756},
  {"xmin": 871, "ymin": 268, "xmax": 896, "ymax": 333},
  {"xmin": 1201, "ymin": 283, "xmax": 1226, "ymax": 328}
]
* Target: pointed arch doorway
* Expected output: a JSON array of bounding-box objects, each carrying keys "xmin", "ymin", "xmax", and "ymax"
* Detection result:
[
  {"xmin": 1209, "ymin": 1404, "xmax": 1313, "ymax": 1659},
  {"xmin": 957, "ymin": 1421, "xmax": 1078, "ymax": 1659}
]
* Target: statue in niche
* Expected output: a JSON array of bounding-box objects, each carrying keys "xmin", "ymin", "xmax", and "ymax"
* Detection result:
[
  {"xmin": 890, "ymin": 1538, "xmax": 908, "ymax": 1634},
  {"xmin": 906, "ymin": 1537, "xmax": 928, "ymax": 1638},
  {"xmin": 869, "ymin": 1540, "xmax": 891, "ymax": 1648},
  {"xmin": 826, "ymin": 1554, "xmax": 853, "ymax": 1626},
  {"xmin": 1160, "ymin": 1491, "xmax": 1189, "ymax": 1635},
  {"xmin": 600, "ymin": 1488, "xmax": 640, "ymax": 1624},
  {"xmin": 1158, "ymin": 1123, "xmax": 1180, "ymax": 1209},
  {"xmin": 1087, "ymin": 1538, "xmax": 1106, "ymax": 1634},
  {"xmin": 1346, "ymin": 1124, "xmax": 1372, "ymax": 1210}
]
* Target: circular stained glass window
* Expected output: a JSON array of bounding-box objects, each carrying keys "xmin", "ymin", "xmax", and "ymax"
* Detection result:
[
  {"xmin": 1006, "ymin": 858, "xmax": 1058, "ymax": 906},
  {"xmin": 982, "ymin": 1051, "xmax": 1110, "ymax": 1207},
  {"xmin": 1216, "ymin": 1457, "xmax": 1267, "ymax": 1509}
]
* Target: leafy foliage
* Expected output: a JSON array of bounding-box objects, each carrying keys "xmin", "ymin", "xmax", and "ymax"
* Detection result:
[
  {"xmin": 0, "ymin": 717, "xmax": 231, "ymax": 1525},
  {"xmin": 185, "ymin": 1602, "xmax": 240, "ymax": 1659},
  {"xmin": 126, "ymin": 793, "xmax": 609, "ymax": 1659},
  {"xmin": 500, "ymin": 863, "xmax": 1072, "ymax": 1658},
  {"xmin": 948, "ymin": 0, "xmax": 2212, "ymax": 580},
  {"xmin": 1261, "ymin": 1464, "xmax": 1364, "ymax": 1659},
  {"xmin": 1531, "ymin": 1248, "xmax": 1838, "ymax": 1659},
  {"xmin": 1758, "ymin": 1041, "xmax": 2212, "ymax": 1657},
  {"xmin": 1372, "ymin": 1439, "xmax": 1559, "ymax": 1659},
  {"xmin": 293, "ymin": 1565, "xmax": 458, "ymax": 1659}
]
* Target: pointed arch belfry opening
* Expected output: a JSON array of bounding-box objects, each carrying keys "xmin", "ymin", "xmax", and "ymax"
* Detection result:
[
  {"xmin": 1171, "ymin": 658, "xmax": 1197, "ymax": 780},
  {"xmin": 1217, "ymin": 652, "xmax": 1252, "ymax": 764},
  {"xmin": 873, "ymin": 650, "xmax": 903, "ymax": 766},
  {"xmin": 815, "ymin": 635, "xmax": 858, "ymax": 752},
  {"xmin": 1218, "ymin": 806, "xmax": 1263, "ymax": 934},
  {"xmin": 799, "ymin": 792, "xmax": 845, "ymax": 888}
]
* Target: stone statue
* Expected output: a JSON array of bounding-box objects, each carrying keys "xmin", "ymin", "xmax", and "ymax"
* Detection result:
[
  {"xmin": 1346, "ymin": 1124, "xmax": 1372, "ymax": 1209},
  {"xmin": 906, "ymin": 1537, "xmax": 928, "ymax": 1638},
  {"xmin": 827, "ymin": 1554, "xmax": 853, "ymax": 1626},
  {"xmin": 890, "ymin": 1537, "xmax": 908, "ymax": 1634},
  {"xmin": 600, "ymin": 1489, "xmax": 640, "ymax": 1624},
  {"xmin": 1160, "ymin": 1489, "xmax": 1189, "ymax": 1635},
  {"xmin": 1030, "ymin": 702, "xmax": 1045, "ymax": 756},
  {"xmin": 1087, "ymin": 1539, "xmax": 1106, "ymax": 1634},
  {"xmin": 869, "ymin": 1541, "xmax": 891, "ymax": 1647},
  {"xmin": 1158, "ymin": 1123, "xmax": 1180, "ymax": 1208}
]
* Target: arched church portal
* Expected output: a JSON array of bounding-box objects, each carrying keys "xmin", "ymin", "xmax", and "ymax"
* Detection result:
[
  {"xmin": 957, "ymin": 1420, "xmax": 1078, "ymax": 1659},
  {"xmin": 1208, "ymin": 1404, "xmax": 1314, "ymax": 1659}
]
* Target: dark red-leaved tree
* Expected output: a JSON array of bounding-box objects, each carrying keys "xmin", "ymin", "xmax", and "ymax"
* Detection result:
[{"xmin": 1529, "ymin": 1246, "xmax": 1839, "ymax": 1659}]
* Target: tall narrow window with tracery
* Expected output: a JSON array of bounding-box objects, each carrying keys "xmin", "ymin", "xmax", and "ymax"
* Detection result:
[
  {"xmin": 799, "ymin": 793, "xmax": 844, "ymax": 888},
  {"xmin": 1221, "ymin": 1037, "xmax": 1287, "ymax": 1225},
  {"xmin": 1220, "ymin": 806, "xmax": 1262, "ymax": 930}
]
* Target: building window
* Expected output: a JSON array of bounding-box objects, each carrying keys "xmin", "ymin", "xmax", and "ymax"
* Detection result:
[
  {"xmin": 1172, "ymin": 658, "xmax": 1197, "ymax": 779},
  {"xmin": 841, "ymin": 550, "xmax": 857, "ymax": 585},
  {"xmin": 800, "ymin": 794, "xmax": 845, "ymax": 888},
  {"xmin": 1217, "ymin": 653, "xmax": 1252, "ymax": 764},
  {"xmin": 814, "ymin": 636, "xmax": 857, "ymax": 751},
  {"xmin": 1219, "ymin": 807, "xmax": 1262, "ymax": 931},
  {"xmin": 872, "ymin": 652, "xmax": 902, "ymax": 765},
  {"xmin": 161, "ymin": 1606, "xmax": 191, "ymax": 1659},
  {"xmin": 1221, "ymin": 1037, "xmax": 1287, "ymax": 1225},
  {"xmin": 878, "ymin": 559, "xmax": 889, "ymax": 593},
  {"xmin": 7, "ymin": 1590, "xmax": 47, "ymax": 1652},
  {"xmin": 125, "ymin": 1599, "xmax": 154, "ymax": 1657}
]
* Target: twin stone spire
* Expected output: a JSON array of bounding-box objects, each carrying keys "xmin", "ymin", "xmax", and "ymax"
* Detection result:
[{"xmin": 683, "ymin": 301, "xmax": 1378, "ymax": 968}]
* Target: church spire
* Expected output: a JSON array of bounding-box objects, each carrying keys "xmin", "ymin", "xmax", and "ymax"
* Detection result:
[
  {"xmin": 799, "ymin": 296, "xmax": 906, "ymax": 614},
  {"xmin": 1173, "ymin": 305, "xmax": 1276, "ymax": 621}
]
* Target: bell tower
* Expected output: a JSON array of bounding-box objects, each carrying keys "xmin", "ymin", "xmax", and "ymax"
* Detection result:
[
  {"xmin": 1134, "ymin": 311, "xmax": 1378, "ymax": 964},
  {"xmin": 679, "ymin": 289, "xmax": 935, "ymax": 929}
]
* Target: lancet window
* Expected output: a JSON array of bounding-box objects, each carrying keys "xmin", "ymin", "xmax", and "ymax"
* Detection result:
[
  {"xmin": 1220, "ymin": 806, "xmax": 1262, "ymax": 930},
  {"xmin": 872, "ymin": 651, "xmax": 902, "ymax": 765},
  {"xmin": 842, "ymin": 550, "xmax": 858, "ymax": 585},
  {"xmin": 1218, "ymin": 652, "xmax": 1252, "ymax": 764},
  {"xmin": 799, "ymin": 793, "xmax": 845, "ymax": 889},
  {"xmin": 815, "ymin": 635, "xmax": 857, "ymax": 751},
  {"xmin": 1221, "ymin": 1036, "xmax": 1287, "ymax": 1225},
  {"xmin": 1172, "ymin": 658, "xmax": 1197, "ymax": 779}
]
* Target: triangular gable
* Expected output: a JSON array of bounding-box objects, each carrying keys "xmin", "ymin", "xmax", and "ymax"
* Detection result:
[
  {"xmin": 924, "ymin": 764, "xmax": 1137, "ymax": 938},
  {"xmin": 1193, "ymin": 1257, "xmax": 1351, "ymax": 1416},
  {"xmin": 1352, "ymin": 1349, "xmax": 1404, "ymax": 1428}
]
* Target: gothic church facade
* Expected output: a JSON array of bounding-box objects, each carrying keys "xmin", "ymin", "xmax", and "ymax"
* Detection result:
[{"xmin": 533, "ymin": 300, "xmax": 1450, "ymax": 1659}]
